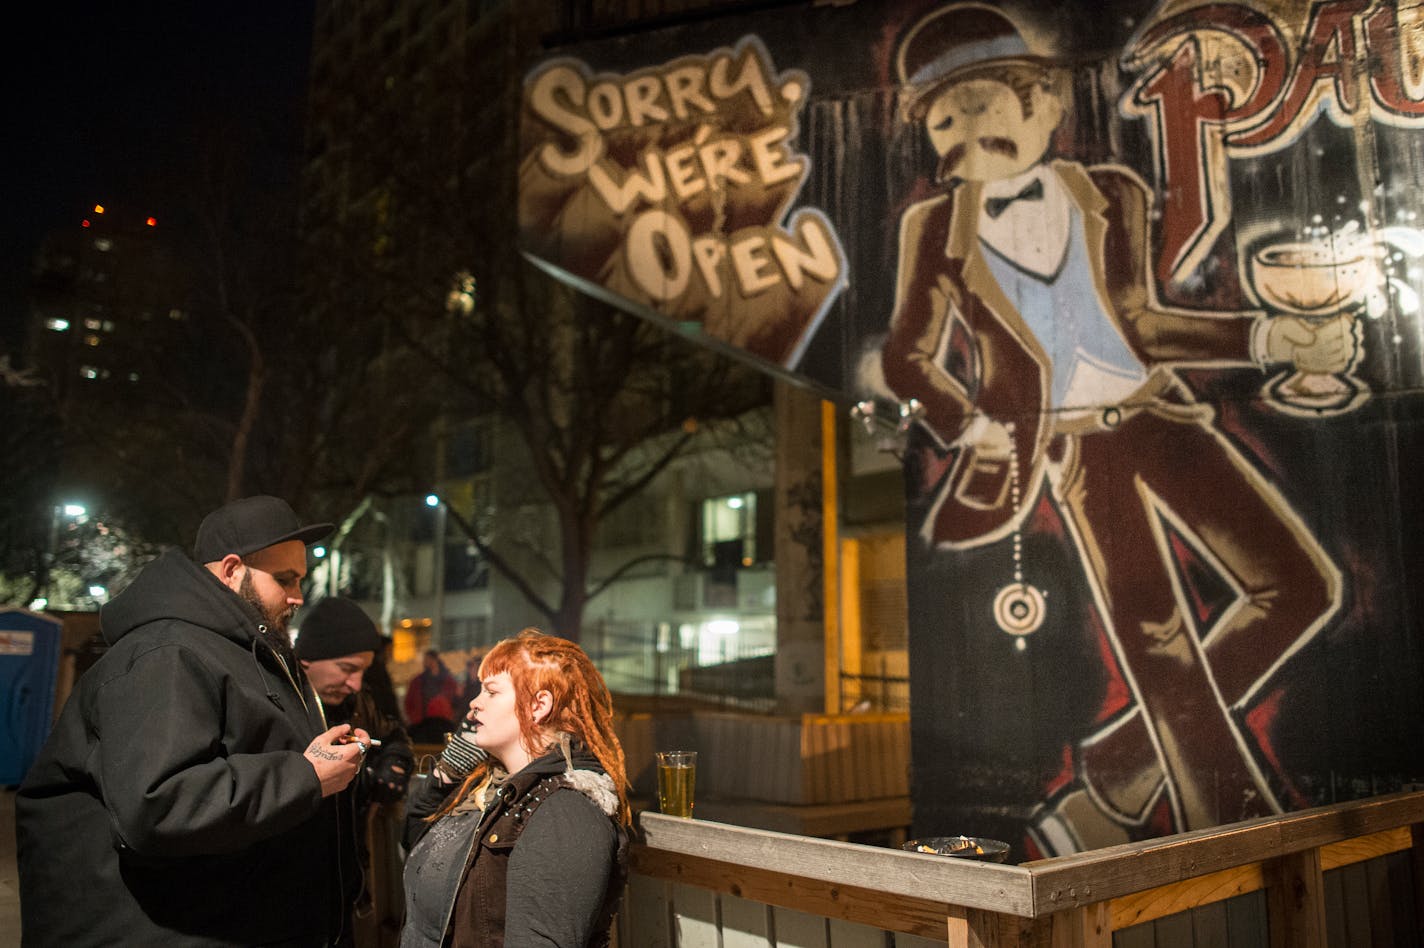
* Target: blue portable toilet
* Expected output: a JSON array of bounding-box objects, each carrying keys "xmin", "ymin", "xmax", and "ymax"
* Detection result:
[{"xmin": 0, "ymin": 607, "xmax": 62, "ymax": 786}]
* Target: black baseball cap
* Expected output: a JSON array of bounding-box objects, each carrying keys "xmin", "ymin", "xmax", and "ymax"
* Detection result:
[{"xmin": 194, "ymin": 495, "xmax": 333, "ymax": 564}]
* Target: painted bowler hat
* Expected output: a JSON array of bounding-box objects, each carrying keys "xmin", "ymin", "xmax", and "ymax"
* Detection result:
[{"xmin": 896, "ymin": 3, "xmax": 1053, "ymax": 118}]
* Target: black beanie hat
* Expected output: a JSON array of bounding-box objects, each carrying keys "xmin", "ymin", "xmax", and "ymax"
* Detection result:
[{"xmin": 294, "ymin": 597, "xmax": 383, "ymax": 660}]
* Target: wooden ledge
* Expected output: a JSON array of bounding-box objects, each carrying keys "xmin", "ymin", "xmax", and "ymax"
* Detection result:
[
  {"xmin": 636, "ymin": 790, "xmax": 1424, "ymax": 923},
  {"xmin": 639, "ymin": 812, "xmax": 1035, "ymax": 916}
]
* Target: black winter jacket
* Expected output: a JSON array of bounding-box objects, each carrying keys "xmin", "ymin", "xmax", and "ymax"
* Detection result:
[
  {"xmin": 402, "ymin": 743, "xmax": 628, "ymax": 948},
  {"xmin": 17, "ymin": 549, "xmax": 341, "ymax": 947}
]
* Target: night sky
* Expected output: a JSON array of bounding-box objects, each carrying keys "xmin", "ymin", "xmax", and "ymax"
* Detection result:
[{"xmin": 2, "ymin": 4, "xmax": 315, "ymax": 353}]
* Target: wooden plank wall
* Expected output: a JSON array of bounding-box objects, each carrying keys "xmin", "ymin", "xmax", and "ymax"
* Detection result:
[
  {"xmin": 1109, "ymin": 852, "xmax": 1419, "ymax": 947},
  {"xmin": 620, "ymin": 877, "xmax": 927, "ymax": 947},
  {"xmin": 1321, "ymin": 851, "xmax": 1421, "ymax": 948},
  {"xmin": 615, "ymin": 711, "xmax": 909, "ymax": 805},
  {"xmin": 619, "ymin": 850, "xmax": 1417, "ymax": 948},
  {"xmin": 1113, "ymin": 892, "xmax": 1269, "ymax": 948}
]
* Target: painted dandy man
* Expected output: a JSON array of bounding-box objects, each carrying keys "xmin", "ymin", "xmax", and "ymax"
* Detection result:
[{"xmin": 883, "ymin": 3, "xmax": 1353, "ymax": 853}]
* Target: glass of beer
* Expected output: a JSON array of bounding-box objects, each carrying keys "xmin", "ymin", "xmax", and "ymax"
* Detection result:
[{"xmin": 655, "ymin": 750, "xmax": 697, "ymax": 817}]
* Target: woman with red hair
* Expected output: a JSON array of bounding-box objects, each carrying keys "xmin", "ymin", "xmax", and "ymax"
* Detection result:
[{"xmin": 400, "ymin": 629, "xmax": 631, "ymax": 948}]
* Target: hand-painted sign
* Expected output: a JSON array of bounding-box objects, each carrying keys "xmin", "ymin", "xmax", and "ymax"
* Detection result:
[
  {"xmin": 520, "ymin": 37, "xmax": 847, "ymax": 371},
  {"xmin": 1124, "ymin": 0, "xmax": 1424, "ymax": 287}
]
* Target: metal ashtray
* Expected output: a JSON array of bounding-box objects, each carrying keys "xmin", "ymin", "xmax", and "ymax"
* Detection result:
[{"xmin": 902, "ymin": 835, "xmax": 1010, "ymax": 863}]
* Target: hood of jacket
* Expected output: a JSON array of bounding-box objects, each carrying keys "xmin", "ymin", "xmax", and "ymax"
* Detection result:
[
  {"xmin": 489, "ymin": 738, "xmax": 620, "ymax": 818},
  {"xmin": 101, "ymin": 547, "xmax": 265, "ymax": 648}
]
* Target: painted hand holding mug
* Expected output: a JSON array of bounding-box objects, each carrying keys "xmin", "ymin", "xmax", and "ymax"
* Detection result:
[
  {"xmin": 656, "ymin": 751, "xmax": 697, "ymax": 818},
  {"xmin": 1252, "ymin": 240, "xmax": 1369, "ymax": 416}
]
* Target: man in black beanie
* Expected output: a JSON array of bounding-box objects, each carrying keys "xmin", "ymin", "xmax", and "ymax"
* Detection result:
[{"xmin": 295, "ymin": 596, "xmax": 414, "ymax": 947}]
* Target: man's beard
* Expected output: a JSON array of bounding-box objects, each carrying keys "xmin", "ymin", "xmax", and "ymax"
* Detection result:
[{"xmin": 239, "ymin": 571, "xmax": 297, "ymax": 665}]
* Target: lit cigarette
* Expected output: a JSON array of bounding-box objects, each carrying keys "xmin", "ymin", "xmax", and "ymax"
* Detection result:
[{"xmin": 339, "ymin": 735, "xmax": 382, "ymax": 747}]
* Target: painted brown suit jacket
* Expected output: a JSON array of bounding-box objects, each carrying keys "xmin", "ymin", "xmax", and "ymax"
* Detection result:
[{"xmin": 882, "ymin": 160, "xmax": 1257, "ymax": 549}]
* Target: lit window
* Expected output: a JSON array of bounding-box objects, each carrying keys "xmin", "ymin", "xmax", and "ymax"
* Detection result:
[
  {"xmin": 701, "ymin": 492, "xmax": 756, "ymax": 568},
  {"xmin": 93, "ymin": 204, "xmax": 105, "ymax": 214},
  {"xmin": 93, "ymin": 238, "xmax": 113, "ymax": 252},
  {"xmin": 45, "ymin": 318, "xmax": 70, "ymax": 332},
  {"xmin": 127, "ymin": 373, "xmax": 140, "ymax": 382},
  {"xmin": 85, "ymin": 335, "xmax": 101, "ymax": 347},
  {"xmin": 168, "ymin": 308, "xmax": 185, "ymax": 321},
  {"xmin": 84, "ymin": 318, "xmax": 101, "ymax": 330},
  {"xmin": 102, "ymin": 320, "xmax": 114, "ymax": 331},
  {"xmin": 80, "ymin": 366, "xmax": 99, "ymax": 380}
]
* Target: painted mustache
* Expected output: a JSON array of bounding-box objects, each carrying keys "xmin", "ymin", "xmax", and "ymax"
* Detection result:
[{"xmin": 937, "ymin": 137, "xmax": 1021, "ymax": 181}]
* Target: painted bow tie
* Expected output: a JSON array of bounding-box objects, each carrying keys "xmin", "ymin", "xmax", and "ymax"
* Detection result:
[{"xmin": 984, "ymin": 178, "xmax": 1044, "ymax": 219}]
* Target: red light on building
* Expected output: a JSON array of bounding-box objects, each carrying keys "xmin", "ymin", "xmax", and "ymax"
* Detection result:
[
  {"xmin": 82, "ymin": 220, "xmax": 91, "ymax": 228},
  {"xmin": 145, "ymin": 217, "xmax": 157, "ymax": 227}
]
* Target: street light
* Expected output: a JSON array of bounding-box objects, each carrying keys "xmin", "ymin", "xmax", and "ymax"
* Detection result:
[
  {"xmin": 44, "ymin": 501, "xmax": 90, "ymax": 608},
  {"xmin": 426, "ymin": 493, "xmax": 446, "ymax": 648}
]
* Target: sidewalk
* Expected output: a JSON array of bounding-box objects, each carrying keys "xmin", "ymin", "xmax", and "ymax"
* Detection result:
[{"xmin": 1, "ymin": 788, "xmax": 20, "ymax": 943}]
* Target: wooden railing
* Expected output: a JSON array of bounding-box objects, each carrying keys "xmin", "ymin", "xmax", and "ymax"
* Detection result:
[{"xmin": 624, "ymin": 790, "xmax": 1424, "ymax": 947}]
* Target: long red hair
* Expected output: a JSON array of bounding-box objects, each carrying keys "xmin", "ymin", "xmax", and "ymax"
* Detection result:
[{"xmin": 433, "ymin": 629, "xmax": 630, "ymax": 825}]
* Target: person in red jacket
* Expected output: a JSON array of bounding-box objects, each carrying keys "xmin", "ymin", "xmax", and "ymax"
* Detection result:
[{"xmin": 404, "ymin": 648, "xmax": 459, "ymax": 740}]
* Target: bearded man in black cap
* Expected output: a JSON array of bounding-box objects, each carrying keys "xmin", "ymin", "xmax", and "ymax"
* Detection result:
[
  {"xmin": 17, "ymin": 495, "xmax": 371, "ymax": 947},
  {"xmin": 295, "ymin": 596, "xmax": 414, "ymax": 946}
]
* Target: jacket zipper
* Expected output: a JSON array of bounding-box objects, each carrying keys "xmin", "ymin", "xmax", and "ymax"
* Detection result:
[
  {"xmin": 257, "ymin": 623, "xmax": 340, "ymax": 942},
  {"xmin": 256, "ymin": 625, "xmax": 323, "ymax": 725}
]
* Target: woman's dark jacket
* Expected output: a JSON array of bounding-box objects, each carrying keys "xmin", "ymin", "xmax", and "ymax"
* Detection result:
[
  {"xmin": 402, "ymin": 743, "xmax": 629, "ymax": 948},
  {"xmin": 16, "ymin": 549, "xmax": 341, "ymax": 947}
]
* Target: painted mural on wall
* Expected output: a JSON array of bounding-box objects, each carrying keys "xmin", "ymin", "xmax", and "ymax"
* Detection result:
[{"xmin": 519, "ymin": 0, "xmax": 1424, "ymax": 857}]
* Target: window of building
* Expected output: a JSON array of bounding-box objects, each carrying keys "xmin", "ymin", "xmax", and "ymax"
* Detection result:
[
  {"xmin": 598, "ymin": 492, "xmax": 661, "ymax": 548},
  {"xmin": 444, "ymin": 538, "xmax": 489, "ymax": 592},
  {"xmin": 700, "ymin": 492, "xmax": 756, "ymax": 569},
  {"xmin": 444, "ymin": 421, "xmax": 491, "ymax": 477},
  {"xmin": 441, "ymin": 615, "xmax": 490, "ymax": 651}
]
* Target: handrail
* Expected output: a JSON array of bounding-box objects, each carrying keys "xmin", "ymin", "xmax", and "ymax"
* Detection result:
[
  {"xmin": 640, "ymin": 812, "xmax": 1035, "ymax": 915},
  {"xmin": 1026, "ymin": 789, "xmax": 1424, "ymax": 912},
  {"xmin": 635, "ymin": 788, "xmax": 1424, "ymax": 937}
]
